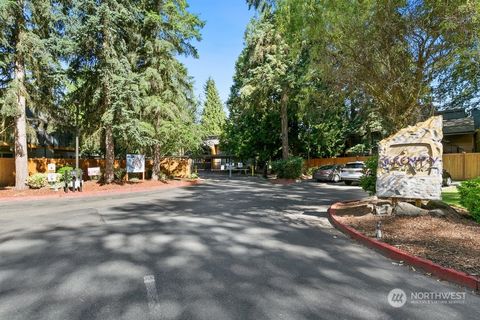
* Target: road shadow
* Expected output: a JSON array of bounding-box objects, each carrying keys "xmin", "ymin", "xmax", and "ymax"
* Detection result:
[{"xmin": 0, "ymin": 179, "xmax": 478, "ymax": 320}]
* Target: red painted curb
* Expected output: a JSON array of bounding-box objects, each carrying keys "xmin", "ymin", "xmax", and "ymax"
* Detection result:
[
  {"xmin": 328, "ymin": 202, "xmax": 479, "ymax": 292},
  {"xmin": 0, "ymin": 179, "xmax": 201, "ymax": 203}
]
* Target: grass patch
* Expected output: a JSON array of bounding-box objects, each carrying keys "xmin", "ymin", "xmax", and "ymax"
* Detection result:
[{"xmin": 442, "ymin": 187, "xmax": 464, "ymax": 208}]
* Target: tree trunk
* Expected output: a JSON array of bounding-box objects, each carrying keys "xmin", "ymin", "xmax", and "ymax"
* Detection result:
[
  {"xmin": 104, "ymin": 126, "xmax": 114, "ymax": 183},
  {"xmin": 151, "ymin": 145, "xmax": 162, "ymax": 181},
  {"xmin": 14, "ymin": 54, "xmax": 28, "ymax": 190},
  {"xmin": 280, "ymin": 90, "xmax": 289, "ymax": 160}
]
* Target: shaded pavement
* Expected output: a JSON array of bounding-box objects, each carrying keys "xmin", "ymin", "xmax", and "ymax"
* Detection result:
[{"xmin": 0, "ymin": 177, "xmax": 478, "ymax": 319}]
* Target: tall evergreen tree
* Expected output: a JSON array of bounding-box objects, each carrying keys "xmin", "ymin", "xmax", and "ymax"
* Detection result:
[
  {"xmin": 0, "ymin": 0, "xmax": 64, "ymax": 189},
  {"xmin": 135, "ymin": 0, "xmax": 203, "ymax": 180},
  {"xmin": 246, "ymin": 0, "xmax": 276, "ymax": 11},
  {"xmin": 66, "ymin": 0, "xmax": 140, "ymax": 183},
  {"xmin": 138, "ymin": 54, "xmax": 201, "ymax": 180},
  {"xmin": 67, "ymin": 0, "xmax": 202, "ymax": 183},
  {"xmin": 201, "ymin": 78, "xmax": 226, "ymax": 137},
  {"xmin": 236, "ymin": 16, "xmax": 293, "ymax": 159}
]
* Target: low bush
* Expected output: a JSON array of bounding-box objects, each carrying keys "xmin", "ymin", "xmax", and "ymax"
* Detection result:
[
  {"xmin": 359, "ymin": 155, "xmax": 378, "ymax": 196},
  {"xmin": 190, "ymin": 172, "xmax": 199, "ymax": 180},
  {"xmin": 271, "ymin": 157, "xmax": 303, "ymax": 179},
  {"xmin": 57, "ymin": 166, "xmax": 83, "ymax": 182},
  {"xmin": 57, "ymin": 166, "xmax": 74, "ymax": 182},
  {"xmin": 457, "ymin": 178, "xmax": 480, "ymax": 223},
  {"xmin": 114, "ymin": 167, "xmax": 126, "ymax": 181},
  {"xmin": 26, "ymin": 173, "xmax": 48, "ymax": 189},
  {"xmin": 303, "ymin": 166, "xmax": 318, "ymax": 176}
]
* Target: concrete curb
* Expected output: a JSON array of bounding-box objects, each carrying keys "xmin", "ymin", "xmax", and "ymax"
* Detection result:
[
  {"xmin": 0, "ymin": 179, "xmax": 201, "ymax": 203},
  {"xmin": 328, "ymin": 202, "xmax": 479, "ymax": 292}
]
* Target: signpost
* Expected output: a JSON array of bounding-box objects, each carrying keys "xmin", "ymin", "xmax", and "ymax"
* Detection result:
[
  {"xmin": 47, "ymin": 163, "xmax": 57, "ymax": 183},
  {"xmin": 126, "ymin": 154, "xmax": 145, "ymax": 181},
  {"xmin": 88, "ymin": 167, "xmax": 101, "ymax": 179}
]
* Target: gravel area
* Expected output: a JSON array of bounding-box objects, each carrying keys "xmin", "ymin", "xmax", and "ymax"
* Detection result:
[{"xmin": 337, "ymin": 213, "xmax": 480, "ymax": 276}]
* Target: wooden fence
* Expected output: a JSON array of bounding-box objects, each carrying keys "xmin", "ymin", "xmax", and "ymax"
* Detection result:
[
  {"xmin": 442, "ymin": 153, "xmax": 480, "ymax": 180},
  {"xmin": 0, "ymin": 157, "xmax": 191, "ymax": 187},
  {"xmin": 305, "ymin": 153, "xmax": 480, "ymax": 181},
  {"xmin": 2, "ymin": 153, "xmax": 479, "ymax": 186}
]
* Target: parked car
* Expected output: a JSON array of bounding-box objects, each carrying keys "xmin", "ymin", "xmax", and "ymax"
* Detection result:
[
  {"xmin": 340, "ymin": 161, "xmax": 365, "ymax": 185},
  {"xmin": 443, "ymin": 169, "xmax": 453, "ymax": 187},
  {"xmin": 313, "ymin": 164, "xmax": 343, "ymax": 182}
]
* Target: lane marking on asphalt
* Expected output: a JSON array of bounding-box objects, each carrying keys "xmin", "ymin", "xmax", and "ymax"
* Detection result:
[{"xmin": 144, "ymin": 274, "xmax": 161, "ymax": 319}]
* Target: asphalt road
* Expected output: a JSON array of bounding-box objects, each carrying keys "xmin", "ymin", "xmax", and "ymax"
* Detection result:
[{"xmin": 0, "ymin": 177, "xmax": 479, "ymax": 320}]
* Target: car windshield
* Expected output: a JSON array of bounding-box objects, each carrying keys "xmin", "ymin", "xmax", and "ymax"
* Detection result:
[
  {"xmin": 319, "ymin": 165, "xmax": 334, "ymax": 170},
  {"xmin": 345, "ymin": 163, "xmax": 364, "ymax": 169}
]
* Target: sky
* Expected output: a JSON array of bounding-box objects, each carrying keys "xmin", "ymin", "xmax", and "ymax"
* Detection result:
[{"xmin": 179, "ymin": 1, "xmax": 256, "ymax": 106}]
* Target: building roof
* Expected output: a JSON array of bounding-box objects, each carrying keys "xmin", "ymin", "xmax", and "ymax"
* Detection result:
[
  {"xmin": 203, "ymin": 137, "xmax": 220, "ymax": 147},
  {"xmin": 443, "ymin": 117, "xmax": 475, "ymax": 135}
]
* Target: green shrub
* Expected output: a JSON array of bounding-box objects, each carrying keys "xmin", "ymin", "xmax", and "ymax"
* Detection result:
[
  {"xmin": 303, "ymin": 166, "xmax": 318, "ymax": 176},
  {"xmin": 57, "ymin": 166, "xmax": 83, "ymax": 183},
  {"xmin": 27, "ymin": 173, "xmax": 48, "ymax": 189},
  {"xmin": 347, "ymin": 144, "xmax": 367, "ymax": 156},
  {"xmin": 114, "ymin": 167, "xmax": 126, "ymax": 181},
  {"xmin": 359, "ymin": 155, "xmax": 378, "ymax": 196},
  {"xmin": 157, "ymin": 171, "xmax": 168, "ymax": 181},
  {"xmin": 457, "ymin": 178, "xmax": 480, "ymax": 223},
  {"xmin": 190, "ymin": 172, "xmax": 199, "ymax": 180},
  {"xmin": 271, "ymin": 157, "xmax": 304, "ymax": 179},
  {"xmin": 57, "ymin": 166, "xmax": 74, "ymax": 182}
]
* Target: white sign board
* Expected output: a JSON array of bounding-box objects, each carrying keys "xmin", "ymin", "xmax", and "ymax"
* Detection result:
[
  {"xmin": 376, "ymin": 116, "xmax": 443, "ymax": 200},
  {"xmin": 126, "ymin": 154, "xmax": 145, "ymax": 173},
  {"xmin": 47, "ymin": 173, "xmax": 58, "ymax": 182},
  {"xmin": 47, "ymin": 163, "xmax": 56, "ymax": 172},
  {"xmin": 88, "ymin": 167, "xmax": 101, "ymax": 176}
]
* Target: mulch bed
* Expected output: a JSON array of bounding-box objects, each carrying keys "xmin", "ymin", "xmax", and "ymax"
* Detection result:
[
  {"xmin": 337, "ymin": 213, "xmax": 480, "ymax": 276},
  {"xmin": 0, "ymin": 179, "xmax": 199, "ymax": 201}
]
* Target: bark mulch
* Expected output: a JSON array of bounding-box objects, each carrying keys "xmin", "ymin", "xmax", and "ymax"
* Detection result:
[{"xmin": 337, "ymin": 213, "xmax": 480, "ymax": 276}]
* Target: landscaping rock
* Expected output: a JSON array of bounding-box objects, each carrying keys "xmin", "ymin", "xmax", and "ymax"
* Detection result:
[
  {"xmin": 424, "ymin": 200, "xmax": 462, "ymax": 218},
  {"xmin": 374, "ymin": 203, "xmax": 394, "ymax": 215},
  {"xmin": 428, "ymin": 209, "xmax": 447, "ymax": 218},
  {"xmin": 376, "ymin": 116, "xmax": 443, "ymax": 200},
  {"xmin": 394, "ymin": 201, "xmax": 429, "ymax": 216}
]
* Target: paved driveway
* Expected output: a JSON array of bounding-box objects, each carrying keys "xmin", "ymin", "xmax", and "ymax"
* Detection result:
[{"xmin": 0, "ymin": 178, "xmax": 478, "ymax": 319}]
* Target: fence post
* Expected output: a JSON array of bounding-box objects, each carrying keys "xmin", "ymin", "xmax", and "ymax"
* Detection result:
[{"xmin": 462, "ymin": 152, "xmax": 467, "ymax": 180}]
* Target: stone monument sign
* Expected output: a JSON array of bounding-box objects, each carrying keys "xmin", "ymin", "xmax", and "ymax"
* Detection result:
[{"xmin": 376, "ymin": 116, "xmax": 443, "ymax": 200}]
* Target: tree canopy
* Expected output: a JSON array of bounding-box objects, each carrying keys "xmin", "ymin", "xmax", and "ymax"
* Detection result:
[
  {"xmin": 222, "ymin": 0, "xmax": 480, "ymax": 164},
  {"xmin": 201, "ymin": 78, "xmax": 226, "ymax": 137},
  {"xmin": 1, "ymin": 0, "xmax": 479, "ymax": 187},
  {"xmin": 0, "ymin": 0, "xmax": 204, "ymax": 187}
]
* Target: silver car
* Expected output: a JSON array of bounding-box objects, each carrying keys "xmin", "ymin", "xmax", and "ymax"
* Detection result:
[
  {"xmin": 313, "ymin": 165, "xmax": 343, "ymax": 182},
  {"xmin": 340, "ymin": 161, "xmax": 365, "ymax": 185}
]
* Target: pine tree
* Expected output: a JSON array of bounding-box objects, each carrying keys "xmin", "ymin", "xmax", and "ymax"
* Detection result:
[
  {"xmin": 135, "ymin": 0, "xmax": 203, "ymax": 180},
  {"xmin": 139, "ymin": 57, "xmax": 201, "ymax": 180},
  {"xmin": 67, "ymin": 0, "xmax": 203, "ymax": 183},
  {"xmin": 201, "ymin": 78, "xmax": 226, "ymax": 137},
  {"xmin": 0, "ymin": 0, "xmax": 64, "ymax": 189},
  {"xmin": 234, "ymin": 16, "xmax": 293, "ymax": 160},
  {"xmin": 67, "ymin": 0, "xmax": 145, "ymax": 183}
]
